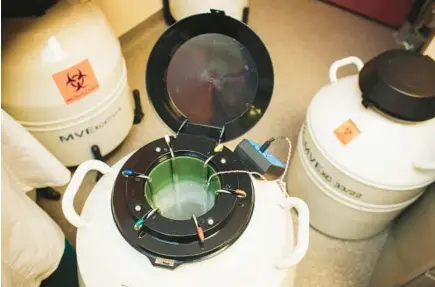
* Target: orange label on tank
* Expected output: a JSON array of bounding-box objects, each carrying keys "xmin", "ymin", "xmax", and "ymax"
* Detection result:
[
  {"xmin": 334, "ymin": 119, "xmax": 360, "ymax": 145},
  {"xmin": 52, "ymin": 59, "xmax": 99, "ymax": 104}
]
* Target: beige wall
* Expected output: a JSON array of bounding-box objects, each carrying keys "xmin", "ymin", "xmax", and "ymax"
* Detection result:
[{"xmin": 92, "ymin": 0, "xmax": 162, "ymax": 37}]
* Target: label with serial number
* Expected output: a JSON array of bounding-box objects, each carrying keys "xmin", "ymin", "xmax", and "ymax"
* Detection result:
[{"xmin": 302, "ymin": 124, "xmax": 362, "ymax": 198}]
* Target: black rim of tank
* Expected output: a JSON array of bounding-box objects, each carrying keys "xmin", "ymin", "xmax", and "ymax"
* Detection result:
[{"xmin": 112, "ymin": 135, "xmax": 254, "ymax": 269}]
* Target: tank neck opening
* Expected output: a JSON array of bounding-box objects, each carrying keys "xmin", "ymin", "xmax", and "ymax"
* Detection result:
[{"xmin": 144, "ymin": 156, "xmax": 221, "ymax": 221}]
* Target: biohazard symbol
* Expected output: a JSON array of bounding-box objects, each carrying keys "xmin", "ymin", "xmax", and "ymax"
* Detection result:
[
  {"xmin": 52, "ymin": 59, "xmax": 99, "ymax": 104},
  {"xmin": 343, "ymin": 127, "xmax": 353, "ymax": 136},
  {"xmin": 66, "ymin": 69, "xmax": 87, "ymax": 92}
]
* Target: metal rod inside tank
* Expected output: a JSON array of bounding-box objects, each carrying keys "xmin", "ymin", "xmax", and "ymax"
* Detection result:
[
  {"xmin": 203, "ymin": 144, "xmax": 223, "ymax": 191},
  {"xmin": 165, "ymin": 135, "xmax": 182, "ymax": 217},
  {"xmin": 169, "ymin": 156, "xmax": 183, "ymax": 217},
  {"xmin": 203, "ymin": 164, "xmax": 209, "ymax": 188},
  {"xmin": 202, "ymin": 164, "xmax": 210, "ymax": 215}
]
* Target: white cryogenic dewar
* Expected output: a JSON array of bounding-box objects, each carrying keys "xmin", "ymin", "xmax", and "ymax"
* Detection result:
[
  {"xmin": 63, "ymin": 156, "xmax": 309, "ymax": 287},
  {"xmin": 61, "ymin": 10, "xmax": 310, "ymax": 287},
  {"xmin": 287, "ymin": 51, "xmax": 435, "ymax": 240},
  {"xmin": 168, "ymin": 0, "xmax": 249, "ymax": 22},
  {"xmin": 1, "ymin": 1, "xmax": 135, "ymax": 166}
]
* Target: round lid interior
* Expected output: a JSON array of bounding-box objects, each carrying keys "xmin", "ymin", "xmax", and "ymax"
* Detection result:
[
  {"xmin": 359, "ymin": 50, "xmax": 435, "ymax": 122},
  {"xmin": 146, "ymin": 10, "xmax": 274, "ymax": 142}
]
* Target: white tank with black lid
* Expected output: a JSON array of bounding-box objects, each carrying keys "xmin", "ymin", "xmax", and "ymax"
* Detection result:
[
  {"xmin": 287, "ymin": 50, "xmax": 435, "ymax": 239},
  {"xmin": 60, "ymin": 10, "xmax": 310, "ymax": 287}
]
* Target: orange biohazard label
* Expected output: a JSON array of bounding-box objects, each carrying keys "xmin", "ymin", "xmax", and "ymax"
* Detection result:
[
  {"xmin": 52, "ymin": 59, "xmax": 99, "ymax": 104},
  {"xmin": 334, "ymin": 119, "xmax": 361, "ymax": 145}
]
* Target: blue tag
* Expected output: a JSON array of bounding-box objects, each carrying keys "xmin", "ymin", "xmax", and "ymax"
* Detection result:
[{"xmin": 247, "ymin": 140, "xmax": 285, "ymax": 168}]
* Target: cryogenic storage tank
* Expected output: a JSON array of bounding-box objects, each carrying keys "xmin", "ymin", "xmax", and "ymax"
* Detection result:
[
  {"xmin": 287, "ymin": 51, "xmax": 435, "ymax": 240},
  {"xmin": 62, "ymin": 10, "xmax": 310, "ymax": 287},
  {"xmin": 2, "ymin": 1, "xmax": 137, "ymax": 166}
]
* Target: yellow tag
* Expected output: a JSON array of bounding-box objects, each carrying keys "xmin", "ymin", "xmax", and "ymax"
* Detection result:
[{"xmin": 214, "ymin": 144, "xmax": 224, "ymax": 153}]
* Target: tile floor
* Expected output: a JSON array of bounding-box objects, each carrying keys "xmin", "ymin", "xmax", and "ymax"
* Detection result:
[{"xmin": 39, "ymin": 0, "xmax": 400, "ymax": 285}]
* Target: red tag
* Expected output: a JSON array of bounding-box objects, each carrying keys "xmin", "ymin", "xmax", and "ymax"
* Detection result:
[{"xmin": 197, "ymin": 227, "xmax": 205, "ymax": 242}]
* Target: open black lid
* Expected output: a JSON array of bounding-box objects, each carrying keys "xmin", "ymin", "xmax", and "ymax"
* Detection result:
[
  {"xmin": 146, "ymin": 10, "xmax": 274, "ymax": 142},
  {"xmin": 359, "ymin": 50, "xmax": 435, "ymax": 122}
]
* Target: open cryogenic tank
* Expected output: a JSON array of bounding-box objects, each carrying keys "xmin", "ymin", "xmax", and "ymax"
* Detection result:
[{"xmin": 62, "ymin": 10, "xmax": 310, "ymax": 287}]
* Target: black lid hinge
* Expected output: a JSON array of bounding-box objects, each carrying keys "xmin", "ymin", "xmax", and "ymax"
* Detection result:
[{"xmin": 175, "ymin": 118, "xmax": 226, "ymax": 144}]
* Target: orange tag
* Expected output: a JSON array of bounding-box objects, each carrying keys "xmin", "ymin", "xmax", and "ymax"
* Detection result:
[
  {"xmin": 334, "ymin": 119, "xmax": 360, "ymax": 145},
  {"xmin": 52, "ymin": 59, "xmax": 99, "ymax": 104}
]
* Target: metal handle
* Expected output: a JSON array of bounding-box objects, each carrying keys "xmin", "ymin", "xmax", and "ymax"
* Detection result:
[
  {"xmin": 275, "ymin": 197, "xmax": 310, "ymax": 269},
  {"xmin": 329, "ymin": 56, "xmax": 364, "ymax": 83},
  {"xmin": 62, "ymin": 160, "xmax": 112, "ymax": 228}
]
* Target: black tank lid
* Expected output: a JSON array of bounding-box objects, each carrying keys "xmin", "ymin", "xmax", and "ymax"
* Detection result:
[
  {"xmin": 146, "ymin": 9, "xmax": 274, "ymax": 142},
  {"xmin": 359, "ymin": 50, "xmax": 435, "ymax": 122}
]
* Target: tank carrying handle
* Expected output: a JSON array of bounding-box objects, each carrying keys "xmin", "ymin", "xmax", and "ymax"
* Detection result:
[
  {"xmin": 329, "ymin": 56, "xmax": 364, "ymax": 83},
  {"xmin": 62, "ymin": 160, "xmax": 112, "ymax": 228},
  {"xmin": 275, "ymin": 197, "xmax": 310, "ymax": 269}
]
